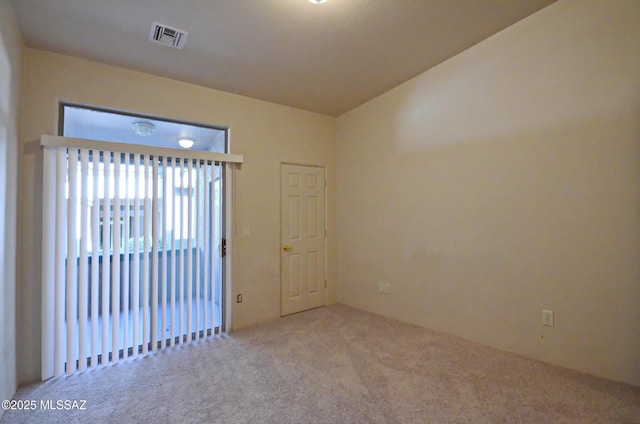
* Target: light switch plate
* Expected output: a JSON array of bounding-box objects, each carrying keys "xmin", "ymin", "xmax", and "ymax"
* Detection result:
[{"xmin": 542, "ymin": 309, "xmax": 554, "ymax": 326}]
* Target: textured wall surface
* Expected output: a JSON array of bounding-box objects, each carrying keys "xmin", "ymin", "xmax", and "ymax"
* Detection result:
[
  {"xmin": 337, "ymin": 0, "xmax": 640, "ymax": 386},
  {"xmin": 0, "ymin": 0, "xmax": 23, "ymax": 414}
]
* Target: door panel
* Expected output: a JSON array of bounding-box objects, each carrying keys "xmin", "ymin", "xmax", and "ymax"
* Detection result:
[
  {"xmin": 289, "ymin": 196, "xmax": 301, "ymax": 239},
  {"xmin": 308, "ymin": 251, "xmax": 319, "ymax": 294},
  {"xmin": 281, "ymin": 164, "xmax": 326, "ymax": 316},
  {"xmin": 288, "ymin": 253, "xmax": 301, "ymax": 298}
]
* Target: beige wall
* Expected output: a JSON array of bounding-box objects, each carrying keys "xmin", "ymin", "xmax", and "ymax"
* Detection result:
[
  {"xmin": 336, "ymin": 0, "xmax": 640, "ymax": 386},
  {"xmin": 0, "ymin": 0, "xmax": 22, "ymax": 412},
  {"xmin": 17, "ymin": 49, "xmax": 336, "ymax": 384}
]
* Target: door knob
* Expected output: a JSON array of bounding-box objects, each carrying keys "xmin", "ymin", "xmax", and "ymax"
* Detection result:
[{"xmin": 282, "ymin": 245, "xmax": 293, "ymax": 252}]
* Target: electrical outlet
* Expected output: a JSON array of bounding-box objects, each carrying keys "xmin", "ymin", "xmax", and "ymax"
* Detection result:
[
  {"xmin": 379, "ymin": 282, "xmax": 391, "ymax": 294},
  {"xmin": 542, "ymin": 309, "xmax": 554, "ymax": 326},
  {"xmin": 237, "ymin": 294, "xmax": 243, "ymax": 303}
]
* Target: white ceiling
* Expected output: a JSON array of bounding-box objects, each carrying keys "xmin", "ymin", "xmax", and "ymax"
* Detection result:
[{"xmin": 10, "ymin": 0, "xmax": 556, "ymax": 116}]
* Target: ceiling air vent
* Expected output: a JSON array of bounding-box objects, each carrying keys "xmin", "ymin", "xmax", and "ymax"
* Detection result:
[{"xmin": 149, "ymin": 22, "xmax": 188, "ymax": 49}]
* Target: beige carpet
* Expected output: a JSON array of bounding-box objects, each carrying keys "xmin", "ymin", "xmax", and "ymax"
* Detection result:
[{"xmin": 2, "ymin": 304, "xmax": 639, "ymax": 423}]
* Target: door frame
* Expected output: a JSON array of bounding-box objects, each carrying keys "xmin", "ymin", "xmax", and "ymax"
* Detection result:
[{"xmin": 280, "ymin": 162, "xmax": 328, "ymax": 315}]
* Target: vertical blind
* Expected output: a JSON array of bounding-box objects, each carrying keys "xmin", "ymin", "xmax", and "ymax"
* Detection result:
[{"xmin": 41, "ymin": 136, "xmax": 242, "ymax": 379}]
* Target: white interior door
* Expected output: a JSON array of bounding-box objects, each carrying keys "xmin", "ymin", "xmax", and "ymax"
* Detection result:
[{"xmin": 281, "ymin": 164, "xmax": 326, "ymax": 316}]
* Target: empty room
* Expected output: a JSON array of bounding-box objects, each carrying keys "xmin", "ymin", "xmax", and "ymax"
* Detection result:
[{"xmin": 1, "ymin": 0, "xmax": 639, "ymax": 422}]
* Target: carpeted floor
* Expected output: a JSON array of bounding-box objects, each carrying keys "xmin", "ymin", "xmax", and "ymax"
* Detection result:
[{"xmin": 2, "ymin": 304, "xmax": 639, "ymax": 423}]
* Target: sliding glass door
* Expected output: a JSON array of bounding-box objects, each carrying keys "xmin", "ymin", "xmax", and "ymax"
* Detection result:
[{"xmin": 41, "ymin": 136, "xmax": 241, "ymax": 378}]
